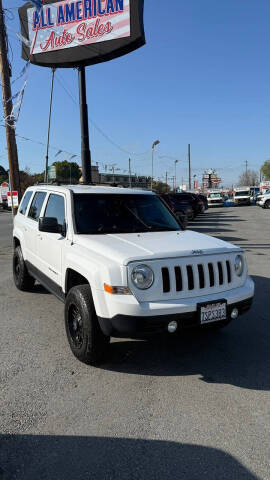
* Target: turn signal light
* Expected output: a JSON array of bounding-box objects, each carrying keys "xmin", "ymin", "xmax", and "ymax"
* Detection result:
[{"xmin": 104, "ymin": 284, "xmax": 131, "ymax": 295}]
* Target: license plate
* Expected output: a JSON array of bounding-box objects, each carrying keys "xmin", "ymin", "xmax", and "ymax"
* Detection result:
[{"xmin": 200, "ymin": 302, "xmax": 227, "ymax": 324}]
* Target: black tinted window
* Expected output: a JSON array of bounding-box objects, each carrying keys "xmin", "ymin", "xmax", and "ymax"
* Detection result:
[
  {"xmin": 74, "ymin": 194, "xmax": 181, "ymax": 235},
  {"xmin": 19, "ymin": 191, "xmax": 33, "ymax": 215},
  {"xmin": 28, "ymin": 192, "xmax": 47, "ymax": 221},
  {"xmin": 44, "ymin": 194, "xmax": 65, "ymax": 228}
]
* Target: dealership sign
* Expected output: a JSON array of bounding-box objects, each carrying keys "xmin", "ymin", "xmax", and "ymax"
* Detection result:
[{"xmin": 19, "ymin": 0, "xmax": 145, "ymax": 68}]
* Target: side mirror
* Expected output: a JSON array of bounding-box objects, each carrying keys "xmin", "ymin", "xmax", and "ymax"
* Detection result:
[{"xmin": 39, "ymin": 217, "xmax": 60, "ymax": 234}]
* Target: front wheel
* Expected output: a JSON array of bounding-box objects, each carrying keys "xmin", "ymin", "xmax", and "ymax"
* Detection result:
[
  {"xmin": 65, "ymin": 285, "xmax": 110, "ymax": 365},
  {"xmin": 264, "ymin": 200, "xmax": 270, "ymax": 209}
]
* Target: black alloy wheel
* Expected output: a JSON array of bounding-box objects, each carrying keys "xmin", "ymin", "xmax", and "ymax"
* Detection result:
[
  {"xmin": 65, "ymin": 284, "xmax": 110, "ymax": 365},
  {"xmin": 68, "ymin": 305, "xmax": 84, "ymax": 349}
]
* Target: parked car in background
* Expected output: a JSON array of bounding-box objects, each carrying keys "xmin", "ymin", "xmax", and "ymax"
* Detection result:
[
  {"xmin": 160, "ymin": 194, "xmax": 193, "ymax": 227},
  {"xmin": 207, "ymin": 190, "xmax": 224, "ymax": 207},
  {"xmin": 250, "ymin": 187, "xmax": 260, "ymax": 202},
  {"xmin": 175, "ymin": 192, "xmax": 203, "ymax": 218},
  {"xmin": 197, "ymin": 194, "xmax": 208, "ymax": 211},
  {"xmin": 257, "ymin": 190, "xmax": 270, "ymax": 209},
  {"xmin": 256, "ymin": 189, "xmax": 270, "ymax": 204},
  {"xmin": 233, "ymin": 187, "xmax": 251, "ymax": 206}
]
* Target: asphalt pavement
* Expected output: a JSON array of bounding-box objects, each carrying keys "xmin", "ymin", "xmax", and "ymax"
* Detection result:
[{"xmin": 0, "ymin": 206, "xmax": 270, "ymax": 480}]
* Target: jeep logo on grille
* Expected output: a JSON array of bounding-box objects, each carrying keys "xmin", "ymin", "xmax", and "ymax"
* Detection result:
[{"xmin": 192, "ymin": 250, "xmax": 203, "ymax": 255}]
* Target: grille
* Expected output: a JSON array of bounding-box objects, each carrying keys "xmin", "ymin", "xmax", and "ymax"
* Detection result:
[{"xmin": 162, "ymin": 260, "xmax": 232, "ymax": 294}]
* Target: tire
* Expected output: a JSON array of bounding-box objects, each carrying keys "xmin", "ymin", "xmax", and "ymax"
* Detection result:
[
  {"xmin": 264, "ymin": 200, "xmax": 270, "ymax": 209},
  {"xmin": 13, "ymin": 246, "xmax": 35, "ymax": 291},
  {"xmin": 65, "ymin": 284, "xmax": 110, "ymax": 365}
]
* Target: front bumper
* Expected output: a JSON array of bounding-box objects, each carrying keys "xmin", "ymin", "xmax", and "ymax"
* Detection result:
[
  {"xmin": 258, "ymin": 200, "xmax": 264, "ymax": 207},
  {"xmin": 97, "ymin": 277, "xmax": 254, "ymax": 337},
  {"xmin": 98, "ymin": 297, "xmax": 253, "ymax": 337}
]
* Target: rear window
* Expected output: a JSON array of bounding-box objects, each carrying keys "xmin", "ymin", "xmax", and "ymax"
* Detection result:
[
  {"xmin": 19, "ymin": 191, "xmax": 33, "ymax": 215},
  {"xmin": 28, "ymin": 192, "xmax": 47, "ymax": 221}
]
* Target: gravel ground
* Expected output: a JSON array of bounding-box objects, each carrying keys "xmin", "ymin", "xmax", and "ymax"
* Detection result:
[{"xmin": 0, "ymin": 206, "xmax": 269, "ymax": 480}]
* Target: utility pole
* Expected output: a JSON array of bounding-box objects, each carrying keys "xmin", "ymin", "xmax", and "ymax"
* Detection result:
[
  {"xmin": 174, "ymin": 159, "xmax": 178, "ymax": 192},
  {"xmin": 165, "ymin": 171, "xmax": 168, "ymax": 192},
  {"xmin": 128, "ymin": 158, "xmax": 132, "ymax": 188},
  {"xmin": 0, "ymin": 1, "xmax": 21, "ymax": 201},
  {"xmin": 188, "ymin": 144, "xmax": 191, "ymax": 190},
  {"xmin": 245, "ymin": 160, "xmax": 248, "ymax": 183}
]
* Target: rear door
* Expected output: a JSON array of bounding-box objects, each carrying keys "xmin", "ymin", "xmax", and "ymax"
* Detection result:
[
  {"xmin": 24, "ymin": 191, "xmax": 47, "ymax": 267},
  {"xmin": 36, "ymin": 192, "xmax": 66, "ymax": 286}
]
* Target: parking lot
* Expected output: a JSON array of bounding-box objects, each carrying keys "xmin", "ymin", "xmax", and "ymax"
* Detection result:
[{"xmin": 0, "ymin": 206, "xmax": 269, "ymax": 480}]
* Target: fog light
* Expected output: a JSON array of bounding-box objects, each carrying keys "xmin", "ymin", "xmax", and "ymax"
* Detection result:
[
  {"xmin": 231, "ymin": 308, "xmax": 239, "ymax": 320},
  {"xmin": 168, "ymin": 321, "xmax": 178, "ymax": 333}
]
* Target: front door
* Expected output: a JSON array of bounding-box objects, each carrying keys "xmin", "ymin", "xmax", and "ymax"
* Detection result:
[{"xmin": 36, "ymin": 193, "xmax": 66, "ymax": 287}]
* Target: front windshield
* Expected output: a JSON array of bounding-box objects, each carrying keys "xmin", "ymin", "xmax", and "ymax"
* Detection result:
[
  {"xmin": 235, "ymin": 191, "xmax": 250, "ymax": 196},
  {"xmin": 73, "ymin": 194, "xmax": 181, "ymax": 234}
]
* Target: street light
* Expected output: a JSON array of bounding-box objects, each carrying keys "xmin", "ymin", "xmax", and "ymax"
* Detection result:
[{"xmin": 151, "ymin": 140, "xmax": 160, "ymax": 190}]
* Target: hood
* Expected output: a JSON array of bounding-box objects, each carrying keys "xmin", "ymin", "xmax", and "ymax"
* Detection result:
[{"xmin": 74, "ymin": 230, "xmax": 240, "ymax": 266}]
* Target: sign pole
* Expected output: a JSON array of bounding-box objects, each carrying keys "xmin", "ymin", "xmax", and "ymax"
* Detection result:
[
  {"xmin": 78, "ymin": 66, "xmax": 92, "ymax": 184},
  {"xmin": 45, "ymin": 68, "xmax": 55, "ymax": 184}
]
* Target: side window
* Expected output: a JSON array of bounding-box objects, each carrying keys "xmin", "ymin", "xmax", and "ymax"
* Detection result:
[
  {"xmin": 44, "ymin": 194, "xmax": 65, "ymax": 228},
  {"xmin": 28, "ymin": 192, "xmax": 47, "ymax": 221},
  {"xmin": 19, "ymin": 191, "xmax": 33, "ymax": 215}
]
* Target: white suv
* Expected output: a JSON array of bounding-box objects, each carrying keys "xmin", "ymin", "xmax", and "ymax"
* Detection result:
[
  {"xmin": 257, "ymin": 190, "xmax": 270, "ymax": 209},
  {"xmin": 13, "ymin": 185, "xmax": 254, "ymax": 365}
]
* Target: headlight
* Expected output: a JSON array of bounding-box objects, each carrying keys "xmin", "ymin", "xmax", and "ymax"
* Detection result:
[
  {"xmin": 234, "ymin": 255, "xmax": 244, "ymax": 276},
  {"xmin": 131, "ymin": 264, "xmax": 154, "ymax": 290}
]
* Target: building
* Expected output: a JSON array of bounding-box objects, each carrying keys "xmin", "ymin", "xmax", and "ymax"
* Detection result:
[
  {"xmin": 99, "ymin": 172, "xmax": 151, "ymax": 189},
  {"xmin": 79, "ymin": 165, "xmax": 151, "ymax": 189}
]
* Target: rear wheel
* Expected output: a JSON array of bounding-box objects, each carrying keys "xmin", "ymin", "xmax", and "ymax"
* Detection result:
[
  {"xmin": 65, "ymin": 285, "xmax": 110, "ymax": 365},
  {"xmin": 13, "ymin": 246, "xmax": 35, "ymax": 291}
]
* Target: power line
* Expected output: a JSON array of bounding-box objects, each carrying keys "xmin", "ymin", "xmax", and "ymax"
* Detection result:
[{"xmin": 55, "ymin": 71, "xmax": 151, "ymax": 157}]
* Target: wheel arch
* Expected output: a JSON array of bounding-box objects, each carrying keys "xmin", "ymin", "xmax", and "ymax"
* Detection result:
[{"xmin": 65, "ymin": 268, "xmax": 90, "ymax": 294}]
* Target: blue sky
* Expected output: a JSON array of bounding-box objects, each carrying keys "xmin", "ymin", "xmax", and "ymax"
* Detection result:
[{"xmin": 1, "ymin": 0, "xmax": 270, "ymax": 187}]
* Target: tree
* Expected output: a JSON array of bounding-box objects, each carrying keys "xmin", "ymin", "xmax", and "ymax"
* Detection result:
[
  {"xmin": 261, "ymin": 160, "xmax": 270, "ymax": 181},
  {"xmin": 19, "ymin": 168, "xmax": 45, "ymax": 194},
  {"xmin": 52, "ymin": 160, "xmax": 81, "ymax": 183},
  {"xmin": 0, "ymin": 165, "xmax": 8, "ymax": 184},
  {"xmin": 152, "ymin": 181, "xmax": 171, "ymax": 194},
  {"xmin": 238, "ymin": 169, "xmax": 259, "ymax": 186}
]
